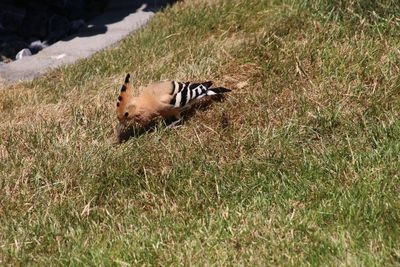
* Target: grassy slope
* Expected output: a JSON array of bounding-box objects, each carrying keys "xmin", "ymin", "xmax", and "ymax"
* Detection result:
[{"xmin": 1, "ymin": 0, "xmax": 400, "ymax": 265}]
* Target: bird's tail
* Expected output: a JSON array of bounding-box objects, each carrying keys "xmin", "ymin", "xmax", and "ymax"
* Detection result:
[{"xmin": 206, "ymin": 87, "xmax": 232, "ymax": 96}]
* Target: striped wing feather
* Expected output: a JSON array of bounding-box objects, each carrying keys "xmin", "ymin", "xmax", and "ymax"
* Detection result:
[
  {"xmin": 169, "ymin": 81, "xmax": 213, "ymax": 108},
  {"xmin": 116, "ymin": 74, "xmax": 231, "ymax": 126}
]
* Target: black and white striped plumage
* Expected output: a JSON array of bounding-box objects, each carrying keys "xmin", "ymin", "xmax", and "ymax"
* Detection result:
[
  {"xmin": 116, "ymin": 74, "xmax": 231, "ymax": 127},
  {"xmin": 169, "ymin": 81, "xmax": 231, "ymax": 109}
]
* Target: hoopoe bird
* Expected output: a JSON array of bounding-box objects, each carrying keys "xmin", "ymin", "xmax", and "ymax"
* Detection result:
[{"xmin": 116, "ymin": 74, "xmax": 231, "ymax": 127}]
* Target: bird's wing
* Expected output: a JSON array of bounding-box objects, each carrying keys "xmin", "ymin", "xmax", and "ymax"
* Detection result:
[{"xmin": 169, "ymin": 81, "xmax": 213, "ymax": 109}]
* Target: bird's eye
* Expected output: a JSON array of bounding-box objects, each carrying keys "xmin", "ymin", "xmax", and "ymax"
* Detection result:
[{"xmin": 124, "ymin": 112, "xmax": 129, "ymax": 117}]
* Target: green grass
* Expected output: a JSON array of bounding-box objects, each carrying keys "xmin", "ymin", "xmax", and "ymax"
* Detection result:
[{"xmin": 1, "ymin": 0, "xmax": 400, "ymax": 265}]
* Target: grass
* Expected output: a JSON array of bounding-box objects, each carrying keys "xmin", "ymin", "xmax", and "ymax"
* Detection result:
[{"xmin": 1, "ymin": 0, "xmax": 400, "ymax": 265}]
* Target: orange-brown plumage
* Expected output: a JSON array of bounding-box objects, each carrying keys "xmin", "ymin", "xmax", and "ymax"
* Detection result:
[{"xmin": 116, "ymin": 74, "xmax": 231, "ymax": 127}]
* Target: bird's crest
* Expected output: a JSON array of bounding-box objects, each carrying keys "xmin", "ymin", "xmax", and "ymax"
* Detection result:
[{"xmin": 116, "ymin": 73, "xmax": 134, "ymax": 122}]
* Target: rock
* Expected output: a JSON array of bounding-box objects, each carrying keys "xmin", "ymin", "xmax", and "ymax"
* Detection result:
[
  {"xmin": 47, "ymin": 14, "xmax": 70, "ymax": 44},
  {"xmin": 0, "ymin": 37, "xmax": 28, "ymax": 61},
  {"xmin": 15, "ymin": 48, "xmax": 32, "ymax": 60},
  {"xmin": 29, "ymin": 40, "xmax": 48, "ymax": 54}
]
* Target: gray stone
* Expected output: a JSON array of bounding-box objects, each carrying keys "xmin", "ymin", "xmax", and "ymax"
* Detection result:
[
  {"xmin": 0, "ymin": 38, "xmax": 28, "ymax": 61},
  {"xmin": 29, "ymin": 40, "xmax": 48, "ymax": 54},
  {"xmin": 15, "ymin": 48, "xmax": 32, "ymax": 60}
]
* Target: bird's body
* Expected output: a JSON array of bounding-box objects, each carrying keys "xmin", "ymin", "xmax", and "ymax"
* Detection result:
[{"xmin": 116, "ymin": 74, "xmax": 231, "ymax": 127}]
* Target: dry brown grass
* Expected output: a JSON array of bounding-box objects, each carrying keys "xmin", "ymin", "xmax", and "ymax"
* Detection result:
[{"xmin": 1, "ymin": 0, "xmax": 400, "ymax": 265}]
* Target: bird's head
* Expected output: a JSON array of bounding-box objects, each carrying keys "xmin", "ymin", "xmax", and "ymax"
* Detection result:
[
  {"xmin": 116, "ymin": 74, "xmax": 155, "ymax": 127},
  {"xmin": 116, "ymin": 74, "xmax": 140, "ymax": 125}
]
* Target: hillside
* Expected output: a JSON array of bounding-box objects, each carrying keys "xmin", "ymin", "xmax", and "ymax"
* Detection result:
[{"xmin": 1, "ymin": 0, "xmax": 400, "ymax": 265}]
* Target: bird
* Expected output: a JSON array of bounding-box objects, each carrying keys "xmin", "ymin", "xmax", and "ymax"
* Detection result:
[{"xmin": 116, "ymin": 74, "xmax": 231, "ymax": 128}]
